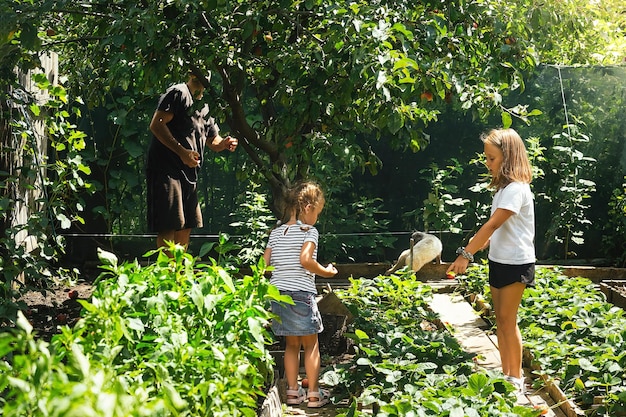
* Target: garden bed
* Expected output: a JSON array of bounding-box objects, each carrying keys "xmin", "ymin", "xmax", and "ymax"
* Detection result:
[
  {"xmin": 461, "ymin": 265, "xmax": 626, "ymax": 417},
  {"xmin": 14, "ymin": 274, "xmax": 96, "ymax": 342},
  {"xmin": 16, "ymin": 262, "xmax": 626, "ymax": 349},
  {"xmin": 11, "ymin": 261, "xmax": 626, "ymax": 417},
  {"xmin": 465, "ymin": 294, "xmax": 582, "ymax": 417},
  {"xmin": 599, "ymin": 280, "xmax": 626, "ymax": 309}
]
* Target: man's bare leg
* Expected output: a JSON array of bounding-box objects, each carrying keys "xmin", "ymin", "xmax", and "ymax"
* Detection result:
[{"xmin": 157, "ymin": 228, "xmax": 192, "ymax": 253}]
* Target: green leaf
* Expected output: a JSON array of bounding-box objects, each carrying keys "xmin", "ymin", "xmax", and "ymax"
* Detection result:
[
  {"xmin": 16, "ymin": 310, "xmax": 33, "ymax": 334},
  {"xmin": 29, "ymin": 103, "xmax": 41, "ymax": 116},
  {"xmin": 199, "ymin": 241, "xmax": 216, "ymax": 258},
  {"xmin": 97, "ymin": 247, "xmax": 118, "ymax": 267},
  {"xmin": 124, "ymin": 140, "xmax": 144, "ymax": 158},
  {"xmin": 466, "ymin": 373, "xmax": 489, "ymax": 394},
  {"xmin": 575, "ymin": 378, "xmax": 585, "ymax": 390},
  {"xmin": 356, "ymin": 357, "xmax": 372, "ymax": 366},
  {"xmin": 19, "ymin": 22, "xmax": 40, "ymax": 49},
  {"xmin": 501, "ymin": 111, "xmax": 512, "ymax": 128},
  {"xmin": 218, "ymin": 268, "xmax": 236, "ymax": 293},
  {"xmin": 450, "ymin": 407, "xmax": 465, "ymax": 417},
  {"xmin": 387, "ymin": 110, "xmax": 404, "ymax": 134},
  {"xmin": 578, "ymin": 358, "xmax": 599, "ymax": 372},
  {"xmin": 354, "ymin": 329, "xmax": 369, "ymax": 340},
  {"xmin": 162, "ymin": 382, "xmax": 187, "ymax": 411},
  {"xmin": 247, "ymin": 317, "xmax": 265, "ymax": 345}
]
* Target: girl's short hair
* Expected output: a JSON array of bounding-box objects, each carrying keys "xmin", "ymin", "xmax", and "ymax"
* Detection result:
[{"xmin": 481, "ymin": 128, "xmax": 532, "ymax": 189}]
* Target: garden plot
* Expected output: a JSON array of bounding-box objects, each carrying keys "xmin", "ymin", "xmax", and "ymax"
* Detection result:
[
  {"xmin": 9, "ymin": 259, "xmax": 624, "ymax": 417},
  {"xmin": 430, "ymin": 291, "xmax": 564, "ymax": 417},
  {"xmin": 456, "ymin": 264, "xmax": 626, "ymax": 417},
  {"xmin": 263, "ymin": 271, "xmax": 557, "ymax": 416}
]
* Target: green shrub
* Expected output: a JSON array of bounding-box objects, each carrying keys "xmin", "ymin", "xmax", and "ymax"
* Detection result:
[{"xmin": 1, "ymin": 245, "xmax": 287, "ymax": 416}]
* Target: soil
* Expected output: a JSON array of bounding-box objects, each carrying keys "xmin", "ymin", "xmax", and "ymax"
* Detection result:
[{"xmin": 15, "ymin": 273, "xmax": 97, "ymax": 342}]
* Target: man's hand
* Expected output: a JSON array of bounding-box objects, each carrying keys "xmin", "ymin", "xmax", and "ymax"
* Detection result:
[
  {"xmin": 182, "ymin": 149, "xmax": 200, "ymax": 168},
  {"xmin": 210, "ymin": 135, "xmax": 239, "ymax": 152},
  {"xmin": 224, "ymin": 136, "xmax": 238, "ymax": 152}
]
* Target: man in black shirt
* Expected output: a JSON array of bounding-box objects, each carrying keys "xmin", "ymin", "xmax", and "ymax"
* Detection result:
[{"xmin": 147, "ymin": 73, "xmax": 238, "ymax": 250}]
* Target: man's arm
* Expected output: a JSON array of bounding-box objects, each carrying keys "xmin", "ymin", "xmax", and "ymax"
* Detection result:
[
  {"xmin": 207, "ymin": 134, "xmax": 238, "ymax": 153},
  {"xmin": 150, "ymin": 110, "xmax": 199, "ymax": 167}
]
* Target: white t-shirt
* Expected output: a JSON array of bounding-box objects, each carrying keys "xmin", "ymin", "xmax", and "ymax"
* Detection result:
[
  {"xmin": 488, "ymin": 182, "xmax": 536, "ymax": 265},
  {"xmin": 266, "ymin": 223, "xmax": 318, "ymax": 294}
]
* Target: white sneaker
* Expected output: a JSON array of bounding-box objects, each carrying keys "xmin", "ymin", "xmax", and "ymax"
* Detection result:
[{"xmin": 504, "ymin": 375, "xmax": 525, "ymax": 395}]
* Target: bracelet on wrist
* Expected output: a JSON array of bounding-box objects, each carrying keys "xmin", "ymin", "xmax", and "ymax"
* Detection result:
[{"xmin": 456, "ymin": 247, "xmax": 474, "ymax": 262}]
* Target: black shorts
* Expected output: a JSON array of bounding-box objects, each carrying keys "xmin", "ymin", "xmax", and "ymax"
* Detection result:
[
  {"xmin": 488, "ymin": 260, "xmax": 535, "ymax": 289},
  {"xmin": 147, "ymin": 170, "xmax": 202, "ymax": 232}
]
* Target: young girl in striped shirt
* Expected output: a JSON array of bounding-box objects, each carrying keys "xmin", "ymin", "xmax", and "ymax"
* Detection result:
[{"xmin": 263, "ymin": 181, "xmax": 337, "ymax": 408}]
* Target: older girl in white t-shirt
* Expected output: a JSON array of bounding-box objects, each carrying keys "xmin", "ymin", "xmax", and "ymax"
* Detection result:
[{"xmin": 447, "ymin": 128, "xmax": 535, "ymax": 396}]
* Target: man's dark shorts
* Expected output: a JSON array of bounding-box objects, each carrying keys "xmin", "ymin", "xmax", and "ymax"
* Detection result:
[
  {"xmin": 488, "ymin": 260, "xmax": 535, "ymax": 289},
  {"xmin": 147, "ymin": 170, "xmax": 202, "ymax": 232}
]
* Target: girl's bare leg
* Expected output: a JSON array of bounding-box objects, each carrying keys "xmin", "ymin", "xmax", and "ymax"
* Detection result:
[
  {"xmin": 491, "ymin": 282, "xmax": 526, "ymax": 378},
  {"xmin": 284, "ymin": 336, "xmax": 302, "ymax": 391},
  {"xmin": 300, "ymin": 334, "xmax": 321, "ymax": 396}
]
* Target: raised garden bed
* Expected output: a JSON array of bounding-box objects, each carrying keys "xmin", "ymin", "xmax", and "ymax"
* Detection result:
[
  {"xmin": 460, "ymin": 265, "xmax": 626, "ymax": 417},
  {"xmin": 599, "ymin": 280, "xmax": 626, "ymax": 309},
  {"xmin": 11, "ymin": 259, "xmax": 626, "ymax": 417}
]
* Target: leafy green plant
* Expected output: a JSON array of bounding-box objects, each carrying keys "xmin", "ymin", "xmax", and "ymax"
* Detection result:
[
  {"xmin": 1, "ymin": 245, "xmax": 287, "ymax": 416},
  {"xmin": 602, "ymin": 179, "xmax": 626, "ymax": 267},
  {"xmin": 540, "ymin": 123, "xmax": 596, "ymax": 258},
  {"xmin": 325, "ymin": 275, "xmax": 539, "ymax": 416},
  {"xmin": 454, "ymin": 259, "xmax": 492, "ymax": 301},
  {"xmin": 521, "ymin": 271, "xmax": 626, "ymax": 414},
  {"xmin": 0, "ymin": 73, "xmax": 92, "ymax": 323},
  {"xmin": 198, "ymin": 232, "xmax": 243, "ymax": 268},
  {"xmin": 403, "ymin": 159, "xmax": 470, "ymax": 235},
  {"xmin": 228, "ymin": 184, "xmax": 275, "ymax": 265},
  {"xmin": 0, "ymin": 312, "xmax": 167, "ymax": 417}
]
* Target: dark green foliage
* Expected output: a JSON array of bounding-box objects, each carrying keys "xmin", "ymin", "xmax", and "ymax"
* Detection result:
[{"xmin": 0, "ymin": 245, "xmax": 283, "ymax": 416}]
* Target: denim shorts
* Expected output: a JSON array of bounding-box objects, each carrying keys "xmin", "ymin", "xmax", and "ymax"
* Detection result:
[
  {"xmin": 271, "ymin": 291, "xmax": 324, "ymax": 336},
  {"xmin": 489, "ymin": 260, "xmax": 536, "ymax": 289}
]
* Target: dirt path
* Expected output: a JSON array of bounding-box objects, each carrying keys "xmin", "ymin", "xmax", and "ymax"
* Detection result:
[{"xmin": 266, "ymin": 377, "xmax": 357, "ymax": 417}]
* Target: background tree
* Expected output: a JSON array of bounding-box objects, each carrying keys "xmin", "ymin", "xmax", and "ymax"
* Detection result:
[
  {"xmin": 1, "ymin": 0, "xmax": 625, "ymax": 271},
  {"xmin": 33, "ymin": 0, "xmax": 538, "ymax": 213}
]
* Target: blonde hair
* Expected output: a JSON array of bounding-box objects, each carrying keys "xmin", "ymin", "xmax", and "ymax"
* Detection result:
[
  {"xmin": 481, "ymin": 128, "xmax": 532, "ymax": 190},
  {"xmin": 291, "ymin": 181, "xmax": 325, "ymax": 219}
]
